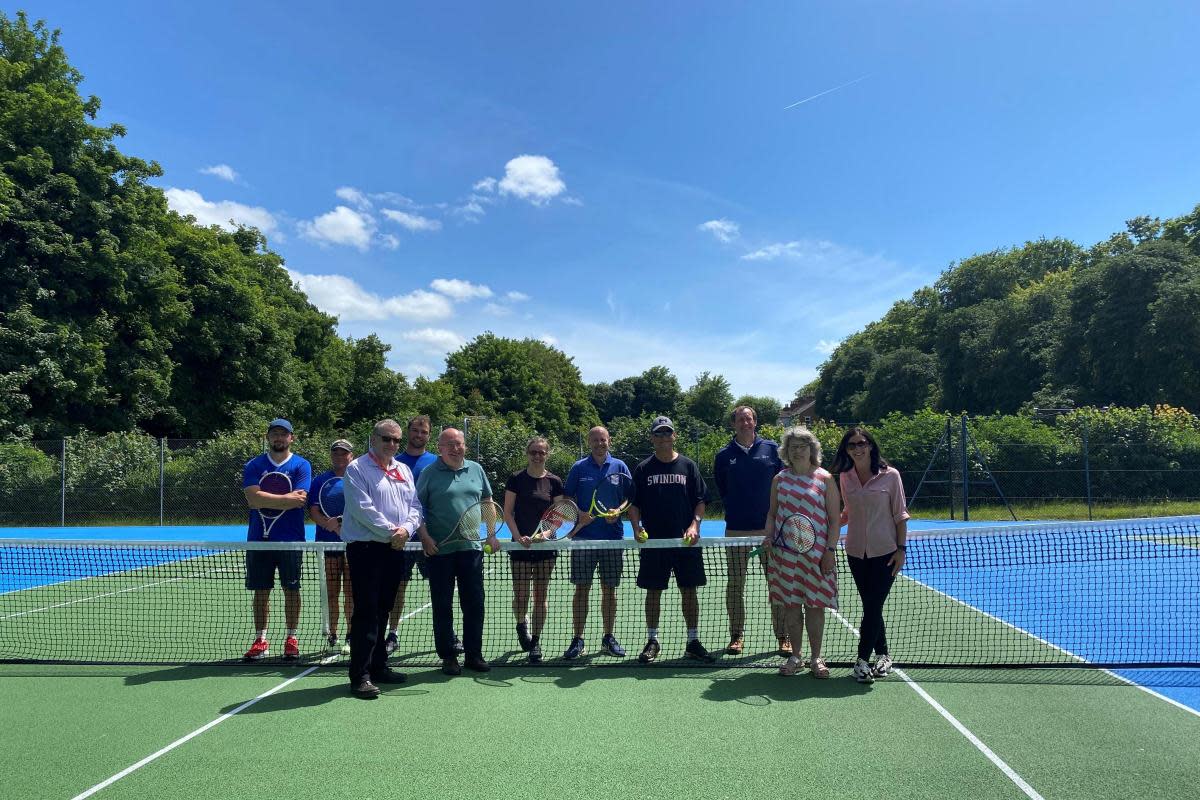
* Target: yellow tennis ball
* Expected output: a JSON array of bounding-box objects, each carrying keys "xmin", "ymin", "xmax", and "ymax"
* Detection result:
[
  {"xmin": 635, "ymin": 531, "xmax": 648, "ymax": 543},
  {"xmin": 483, "ymin": 543, "xmax": 493, "ymax": 555}
]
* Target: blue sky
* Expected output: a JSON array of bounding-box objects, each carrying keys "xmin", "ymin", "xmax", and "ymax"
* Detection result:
[{"xmin": 34, "ymin": 1, "xmax": 1200, "ymax": 402}]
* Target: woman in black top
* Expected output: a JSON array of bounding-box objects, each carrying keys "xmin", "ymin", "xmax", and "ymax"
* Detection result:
[{"xmin": 502, "ymin": 436, "xmax": 564, "ymax": 664}]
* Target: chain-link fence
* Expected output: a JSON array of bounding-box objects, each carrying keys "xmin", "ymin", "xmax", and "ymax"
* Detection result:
[{"xmin": 3, "ymin": 416, "xmax": 1199, "ymax": 527}]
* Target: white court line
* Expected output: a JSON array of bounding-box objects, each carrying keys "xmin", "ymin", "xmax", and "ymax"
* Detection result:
[
  {"xmin": 1, "ymin": 578, "xmax": 186, "ymax": 620},
  {"xmin": 70, "ymin": 599, "xmax": 437, "ymax": 798},
  {"xmin": 829, "ymin": 609, "xmax": 1045, "ymax": 800},
  {"xmin": 899, "ymin": 574, "xmax": 1200, "ymax": 719}
]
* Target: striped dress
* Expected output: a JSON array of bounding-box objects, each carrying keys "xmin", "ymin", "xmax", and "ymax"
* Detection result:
[{"xmin": 767, "ymin": 467, "xmax": 838, "ymax": 609}]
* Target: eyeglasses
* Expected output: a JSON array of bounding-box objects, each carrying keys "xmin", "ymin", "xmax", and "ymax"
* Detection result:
[
  {"xmin": 377, "ymin": 435, "xmax": 402, "ymax": 445},
  {"xmin": 847, "ymin": 441, "xmax": 870, "ymax": 450},
  {"xmin": 527, "ymin": 450, "xmax": 548, "ymax": 456},
  {"xmin": 652, "ymin": 430, "xmax": 673, "ymax": 437}
]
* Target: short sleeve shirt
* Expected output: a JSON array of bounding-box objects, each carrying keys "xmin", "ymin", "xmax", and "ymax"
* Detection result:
[
  {"xmin": 630, "ymin": 454, "xmax": 707, "ymax": 540},
  {"xmin": 242, "ymin": 452, "xmax": 312, "ymax": 542},
  {"xmin": 504, "ymin": 470, "xmax": 565, "ymax": 537}
]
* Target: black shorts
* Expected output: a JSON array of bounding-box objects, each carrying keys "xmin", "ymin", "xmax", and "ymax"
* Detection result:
[
  {"xmin": 509, "ymin": 550, "xmax": 558, "ymax": 564},
  {"xmin": 245, "ymin": 550, "xmax": 302, "ymax": 591},
  {"xmin": 636, "ymin": 547, "xmax": 706, "ymax": 591},
  {"xmin": 570, "ymin": 547, "xmax": 623, "ymax": 587}
]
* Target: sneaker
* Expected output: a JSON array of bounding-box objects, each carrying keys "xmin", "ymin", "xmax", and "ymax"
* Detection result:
[
  {"xmin": 872, "ymin": 654, "xmax": 894, "ymax": 678},
  {"xmin": 810, "ymin": 656, "xmax": 830, "ymax": 679},
  {"xmin": 326, "ymin": 634, "xmax": 340, "ymax": 654},
  {"xmin": 685, "ymin": 638, "xmax": 716, "ymax": 663},
  {"xmin": 283, "ymin": 635, "xmax": 300, "ymax": 660},
  {"xmin": 452, "ymin": 635, "xmax": 465, "ymax": 655},
  {"xmin": 778, "ymin": 655, "xmax": 803, "ymax": 676},
  {"xmin": 563, "ymin": 636, "xmax": 586, "ymax": 660},
  {"xmin": 726, "ymin": 633, "xmax": 744, "ymax": 655},
  {"xmin": 529, "ymin": 637, "xmax": 543, "ymax": 664},
  {"xmin": 243, "ymin": 638, "xmax": 269, "ymax": 661},
  {"xmin": 384, "ymin": 631, "xmax": 398, "ymax": 656},
  {"xmin": 853, "ymin": 658, "xmax": 875, "ymax": 684},
  {"xmin": 464, "ymin": 655, "xmax": 491, "ymax": 673},
  {"xmin": 777, "ymin": 637, "xmax": 792, "ymax": 657},
  {"xmin": 340, "ymin": 640, "xmax": 351, "ymax": 656},
  {"xmin": 601, "ymin": 634, "xmax": 626, "ymax": 657},
  {"xmin": 637, "ymin": 638, "xmax": 661, "ymax": 664},
  {"xmin": 516, "ymin": 621, "xmax": 533, "ymax": 651}
]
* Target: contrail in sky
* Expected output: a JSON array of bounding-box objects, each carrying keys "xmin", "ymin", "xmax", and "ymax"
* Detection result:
[{"xmin": 783, "ymin": 74, "xmax": 871, "ymax": 110}]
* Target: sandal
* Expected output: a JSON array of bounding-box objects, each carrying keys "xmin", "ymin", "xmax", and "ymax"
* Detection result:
[
  {"xmin": 777, "ymin": 655, "xmax": 803, "ymax": 676},
  {"xmin": 810, "ymin": 656, "xmax": 830, "ymax": 679}
]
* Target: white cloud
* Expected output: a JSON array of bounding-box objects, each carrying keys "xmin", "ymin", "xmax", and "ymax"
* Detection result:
[
  {"xmin": 506, "ymin": 291, "xmax": 530, "ymax": 302},
  {"xmin": 539, "ymin": 334, "xmax": 558, "ymax": 347},
  {"xmin": 164, "ymin": 188, "xmax": 279, "ymax": 237},
  {"xmin": 431, "ymin": 278, "xmax": 493, "ymax": 301},
  {"xmin": 453, "ymin": 196, "xmax": 489, "ymax": 222},
  {"xmin": 298, "ymin": 205, "xmax": 375, "ymax": 251},
  {"xmin": 483, "ymin": 302, "xmax": 511, "ymax": 316},
  {"xmin": 382, "ymin": 209, "xmax": 442, "ymax": 232},
  {"xmin": 335, "ymin": 186, "xmax": 371, "ymax": 209},
  {"xmin": 497, "ymin": 155, "xmax": 566, "ymax": 205},
  {"xmin": 402, "ymin": 327, "xmax": 466, "ymax": 354},
  {"xmin": 379, "ymin": 233, "xmax": 401, "ymax": 250},
  {"xmin": 815, "ymin": 339, "xmax": 840, "ymax": 355},
  {"xmin": 742, "ymin": 240, "xmax": 846, "ymax": 261},
  {"xmin": 698, "ymin": 218, "xmax": 740, "ymax": 243},
  {"xmin": 288, "ymin": 270, "xmax": 453, "ymax": 322},
  {"xmin": 473, "ymin": 177, "xmax": 497, "ymax": 193},
  {"xmin": 200, "ymin": 164, "xmax": 239, "ymax": 183}
]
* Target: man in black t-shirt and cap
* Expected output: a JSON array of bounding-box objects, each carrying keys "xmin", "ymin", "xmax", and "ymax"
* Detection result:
[{"xmin": 627, "ymin": 415, "xmax": 716, "ymax": 663}]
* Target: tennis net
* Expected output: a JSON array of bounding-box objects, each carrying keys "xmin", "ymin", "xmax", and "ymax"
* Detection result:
[{"xmin": 1, "ymin": 517, "xmax": 1197, "ymax": 668}]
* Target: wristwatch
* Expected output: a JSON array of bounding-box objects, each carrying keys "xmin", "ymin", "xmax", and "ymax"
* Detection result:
[{"xmin": 693, "ymin": 515, "xmax": 702, "ymax": 524}]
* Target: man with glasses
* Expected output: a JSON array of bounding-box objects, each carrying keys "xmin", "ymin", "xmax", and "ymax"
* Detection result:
[
  {"xmin": 628, "ymin": 416, "xmax": 715, "ymax": 663},
  {"xmin": 416, "ymin": 428, "xmax": 496, "ymax": 675},
  {"xmin": 714, "ymin": 405, "xmax": 786, "ymax": 655},
  {"xmin": 561, "ymin": 426, "xmax": 631, "ymax": 660},
  {"xmin": 341, "ymin": 419, "xmax": 423, "ymax": 698},
  {"xmin": 241, "ymin": 418, "xmax": 312, "ymax": 662}
]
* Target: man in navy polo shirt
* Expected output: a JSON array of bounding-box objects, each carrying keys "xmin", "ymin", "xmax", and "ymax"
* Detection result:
[
  {"xmin": 241, "ymin": 418, "xmax": 312, "ymax": 661},
  {"xmin": 714, "ymin": 405, "xmax": 785, "ymax": 655},
  {"xmin": 561, "ymin": 426, "xmax": 631, "ymax": 660}
]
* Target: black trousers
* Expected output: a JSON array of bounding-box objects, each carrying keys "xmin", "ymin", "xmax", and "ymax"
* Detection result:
[
  {"xmin": 346, "ymin": 541, "xmax": 407, "ymax": 683},
  {"xmin": 847, "ymin": 551, "xmax": 897, "ymax": 661},
  {"xmin": 425, "ymin": 549, "xmax": 485, "ymax": 660}
]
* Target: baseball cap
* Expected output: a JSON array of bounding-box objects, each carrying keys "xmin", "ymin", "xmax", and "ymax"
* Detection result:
[
  {"xmin": 330, "ymin": 439, "xmax": 353, "ymax": 452},
  {"xmin": 650, "ymin": 415, "xmax": 675, "ymax": 433},
  {"xmin": 267, "ymin": 418, "xmax": 294, "ymax": 433}
]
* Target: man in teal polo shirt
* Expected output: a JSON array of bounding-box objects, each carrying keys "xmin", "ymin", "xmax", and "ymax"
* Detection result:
[{"xmin": 416, "ymin": 427, "xmax": 495, "ymax": 675}]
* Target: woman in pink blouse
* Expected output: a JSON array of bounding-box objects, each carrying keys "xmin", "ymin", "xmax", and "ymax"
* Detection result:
[{"xmin": 832, "ymin": 427, "xmax": 909, "ymax": 684}]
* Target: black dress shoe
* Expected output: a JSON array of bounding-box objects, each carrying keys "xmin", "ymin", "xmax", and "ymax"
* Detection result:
[
  {"xmin": 371, "ymin": 668, "xmax": 407, "ymax": 684},
  {"xmin": 351, "ymin": 678, "xmax": 380, "ymax": 699},
  {"xmin": 441, "ymin": 657, "xmax": 462, "ymax": 676},
  {"xmin": 464, "ymin": 655, "xmax": 491, "ymax": 673}
]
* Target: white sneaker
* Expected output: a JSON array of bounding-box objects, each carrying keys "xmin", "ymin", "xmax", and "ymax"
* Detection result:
[
  {"xmin": 872, "ymin": 654, "xmax": 893, "ymax": 677},
  {"xmin": 326, "ymin": 635, "xmax": 341, "ymax": 654},
  {"xmin": 853, "ymin": 658, "xmax": 875, "ymax": 684},
  {"xmin": 341, "ymin": 640, "xmax": 351, "ymax": 656}
]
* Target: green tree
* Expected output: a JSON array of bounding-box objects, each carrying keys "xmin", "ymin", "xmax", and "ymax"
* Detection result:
[
  {"xmin": 683, "ymin": 371, "xmax": 733, "ymax": 427},
  {"xmin": 732, "ymin": 394, "xmax": 783, "ymax": 427}
]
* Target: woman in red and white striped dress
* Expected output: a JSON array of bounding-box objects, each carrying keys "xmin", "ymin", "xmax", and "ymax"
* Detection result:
[{"xmin": 762, "ymin": 426, "xmax": 842, "ymax": 677}]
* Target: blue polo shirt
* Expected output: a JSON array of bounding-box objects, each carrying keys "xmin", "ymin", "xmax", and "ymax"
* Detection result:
[
  {"xmin": 713, "ymin": 436, "xmax": 782, "ymax": 531},
  {"xmin": 242, "ymin": 452, "xmax": 312, "ymax": 542},
  {"xmin": 564, "ymin": 453, "xmax": 631, "ymax": 541},
  {"xmin": 397, "ymin": 450, "xmax": 437, "ymax": 484},
  {"xmin": 308, "ymin": 469, "xmax": 342, "ymax": 542}
]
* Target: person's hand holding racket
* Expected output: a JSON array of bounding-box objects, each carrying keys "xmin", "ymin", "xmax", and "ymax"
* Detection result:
[
  {"xmin": 446, "ymin": 499, "xmax": 507, "ymax": 554},
  {"xmin": 749, "ymin": 513, "xmax": 818, "ymax": 558},
  {"xmin": 531, "ymin": 498, "xmax": 579, "ymax": 543},
  {"xmin": 317, "ymin": 477, "xmax": 345, "ymax": 537},
  {"xmin": 257, "ymin": 472, "xmax": 306, "ymax": 540}
]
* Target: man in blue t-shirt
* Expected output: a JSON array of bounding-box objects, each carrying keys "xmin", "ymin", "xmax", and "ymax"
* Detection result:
[
  {"xmin": 384, "ymin": 415, "xmax": 446, "ymax": 655},
  {"xmin": 241, "ymin": 418, "xmax": 312, "ymax": 662},
  {"xmin": 714, "ymin": 405, "xmax": 785, "ymax": 655},
  {"xmin": 309, "ymin": 438, "xmax": 355, "ymax": 655},
  {"xmin": 560, "ymin": 426, "xmax": 631, "ymax": 660}
]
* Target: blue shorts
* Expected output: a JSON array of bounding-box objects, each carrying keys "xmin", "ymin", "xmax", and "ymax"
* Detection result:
[
  {"xmin": 569, "ymin": 547, "xmax": 623, "ymax": 588},
  {"xmin": 636, "ymin": 547, "xmax": 706, "ymax": 591}
]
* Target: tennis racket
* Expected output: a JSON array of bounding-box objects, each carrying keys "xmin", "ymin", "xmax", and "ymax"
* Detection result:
[
  {"xmin": 447, "ymin": 498, "xmax": 507, "ymax": 553},
  {"xmin": 589, "ymin": 471, "xmax": 634, "ymax": 519},
  {"xmin": 257, "ymin": 471, "xmax": 293, "ymax": 540},
  {"xmin": 318, "ymin": 476, "xmax": 345, "ymax": 528},
  {"xmin": 531, "ymin": 497, "xmax": 580, "ymax": 542},
  {"xmin": 749, "ymin": 512, "xmax": 819, "ymax": 558}
]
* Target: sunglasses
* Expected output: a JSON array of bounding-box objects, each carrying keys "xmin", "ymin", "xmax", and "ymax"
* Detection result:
[
  {"xmin": 847, "ymin": 440, "xmax": 870, "ymax": 450},
  {"xmin": 527, "ymin": 450, "xmax": 548, "ymax": 456},
  {"xmin": 377, "ymin": 435, "xmax": 402, "ymax": 445}
]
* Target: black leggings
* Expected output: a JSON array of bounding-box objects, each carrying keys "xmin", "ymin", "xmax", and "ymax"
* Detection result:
[{"xmin": 847, "ymin": 552, "xmax": 897, "ymax": 661}]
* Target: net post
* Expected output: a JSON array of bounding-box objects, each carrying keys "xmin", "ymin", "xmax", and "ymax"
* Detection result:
[
  {"xmin": 159, "ymin": 437, "xmax": 166, "ymax": 526},
  {"xmin": 945, "ymin": 415, "xmax": 955, "ymax": 520},
  {"xmin": 960, "ymin": 413, "xmax": 970, "ymax": 522},
  {"xmin": 60, "ymin": 438, "xmax": 66, "ymax": 526},
  {"xmin": 316, "ymin": 545, "xmax": 331, "ymax": 638}
]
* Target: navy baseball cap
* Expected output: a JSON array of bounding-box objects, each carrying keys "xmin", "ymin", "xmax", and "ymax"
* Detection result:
[
  {"xmin": 651, "ymin": 416, "xmax": 675, "ymax": 433},
  {"xmin": 267, "ymin": 418, "xmax": 294, "ymax": 433}
]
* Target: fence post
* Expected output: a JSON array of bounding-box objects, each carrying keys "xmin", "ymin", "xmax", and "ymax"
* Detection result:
[
  {"xmin": 60, "ymin": 438, "xmax": 67, "ymax": 526},
  {"xmin": 945, "ymin": 416, "xmax": 955, "ymax": 520},
  {"xmin": 1082, "ymin": 425, "xmax": 1093, "ymax": 521},
  {"xmin": 960, "ymin": 413, "xmax": 970, "ymax": 522},
  {"xmin": 159, "ymin": 437, "xmax": 166, "ymax": 526}
]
